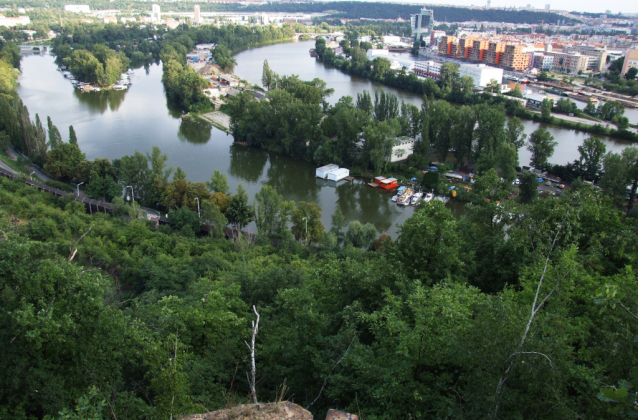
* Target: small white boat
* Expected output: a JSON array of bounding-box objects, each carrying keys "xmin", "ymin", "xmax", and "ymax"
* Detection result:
[
  {"xmin": 424, "ymin": 192, "xmax": 434, "ymax": 203},
  {"xmin": 113, "ymin": 84, "xmax": 128, "ymax": 90},
  {"xmin": 93, "ymin": 87, "xmax": 101, "ymax": 92},
  {"xmin": 391, "ymin": 194, "xmax": 398, "ymax": 202},
  {"xmin": 410, "ymin": 191, "xmax": 423, "ymax": 205}
]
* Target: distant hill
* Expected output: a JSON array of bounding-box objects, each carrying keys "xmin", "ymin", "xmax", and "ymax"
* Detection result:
[{"xmin": 194, "ymin": 2, "xmax": 580, "ymax": 25}]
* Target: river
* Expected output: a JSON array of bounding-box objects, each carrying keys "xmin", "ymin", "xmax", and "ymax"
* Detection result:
[{"xmin": 14, "ymin": 40, "xmax": 635, "ymax": 236}]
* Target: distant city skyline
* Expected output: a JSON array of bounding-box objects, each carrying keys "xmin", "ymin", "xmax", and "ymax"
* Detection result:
[{"xmin": 338, "ymin": 0, "xmax": 638, "ymax": 15}]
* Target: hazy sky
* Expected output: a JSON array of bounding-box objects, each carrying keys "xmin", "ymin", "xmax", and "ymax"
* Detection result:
[{"xmin": 366, "ymin": 0, "xmax": 638, "ymax": 14}]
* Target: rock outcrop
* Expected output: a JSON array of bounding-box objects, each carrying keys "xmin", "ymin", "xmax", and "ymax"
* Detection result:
[
  {"xmin": 182, "ymin": 402, "xmax": 312, "ymax": 420},
  {"xmin": 182, "ymin": 402, "xmax": 358, "ymax": 420},
  {"xmin": 325, "ymin": 409, "xmax": 358, "ymax": 420}
]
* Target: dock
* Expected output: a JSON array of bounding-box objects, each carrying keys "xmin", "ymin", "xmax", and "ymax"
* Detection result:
[
  {"xmin": 343, "ymin": 176, "xmax": 355, "ymax": 182},
  {"xmin": 368, "ymin": 182, "xmax": 379, "ymax": 188}
]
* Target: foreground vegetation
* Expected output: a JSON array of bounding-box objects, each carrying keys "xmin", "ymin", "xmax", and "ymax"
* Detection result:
[{"xmin": 3, "ymin": 166, "xmax": 638, "ymax": 419}]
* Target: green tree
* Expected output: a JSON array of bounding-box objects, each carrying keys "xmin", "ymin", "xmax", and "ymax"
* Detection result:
[
  {"xmin": 85, "ymin": 175, "xmax": 123, "ymax": 201},
  {"xmin": 540, "ymin": 98, "xmax": 553, "ymax": 122},
  {"xmin": 578, "ymin": 137, "xmax": 606, "ymax": 181},
  {"xmin": 291, "ymin": 201, "xmax": 324, "ymax": 243},
  {"xmin": 226, "ymin": 183, "xmax": 254, "ymax": 232},
  {"xmin": 356, "ymin": 90, "xmax": 373, "ymax": 115},
  {"xmin": 393, "ymin": 201, "xmax": 462, "ymax": 284},
  {"xmin": 345, "ymin": 220, "xmax": 377, "ymax": 248},
  {"xmin": 518, "ymin": 170, "xmax": 538, "ymax": 204},
  {"xmin": 69, "ymin": 125, "xmax": 78, "ymax": 145},
  {"xmin": 598, "ymin": 100, "xmax": 625, "ymax": 122},
  {"xmin": 505, "ymin": 116, "xmax": 527, "ymax": 150},
  {"xmin": 46, "ymin": 116, "xmax": 62, "ymax": 149},
  {"xmin": 497, "ymin": 142, "xmax": 518, "ymax": 185},
  {"xmin": 527, "ymin": 127, "xmax": 557, "ymax": 167},
  {"xmin": 330, "ymin": 205, "xmax": 346, "ymax": 243},
  {"xmin": 254, "ymin": 185, "xmax": 283, "ymax": 235},
  {"xmin": 43, "ymin": 143, "xmax": 85, "ymax": 181},
  {"xmin": 261, "ymin": 59, "xmax": 273, "ymax": 90},
  {"xmin": 207, "ymin": 169, "xmax": 230, "ymax": 195},
  {"xmin": 584, "ymin": 98, "xmax": 597, "ymax": 116},
  {"xmin": 484, "ymin": 78, "xmax": 501, "ymax": 94},
  {"xmin": 201, "ymin": 199, "xmax": 228, "ymax": 238},
  {"xmin": 439, "ymin": 62, "xmax": 460, "ymax": 91}
]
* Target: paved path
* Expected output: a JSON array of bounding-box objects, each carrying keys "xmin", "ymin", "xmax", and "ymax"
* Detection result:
[
  {"xmin": 198, "ymin": 111, "xmax": 230, "ymax": 132},
  {"xmin": 5, "ymin": 146, "xmax": 52, "ymax": 182}
]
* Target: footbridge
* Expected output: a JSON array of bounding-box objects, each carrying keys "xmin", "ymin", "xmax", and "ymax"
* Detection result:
[{"xmin": 293, "ymin": 32, "xmax": 343, "ymax": 41}]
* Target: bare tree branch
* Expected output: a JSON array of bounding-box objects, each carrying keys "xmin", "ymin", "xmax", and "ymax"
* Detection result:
[
  {"xmin": 68, "ymin": 224, "xmax": 94, "ymax": 261},
  {"xmin": 492, "ymin": 216, "xmax": 568, "ymax": 418},
  {"xmin": 306, "ymin": 334, "xmax": 357, "ymax": 410},
  {"xmin": 245, "ymin": 305, "xmax": 260, "ymax": 404}
]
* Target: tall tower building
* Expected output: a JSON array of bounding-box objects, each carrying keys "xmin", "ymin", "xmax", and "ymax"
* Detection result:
[
  {"xmin": 411, "ymin": 9, "xmax": 434, "ymax": 49},
  {"xmin": 151, "ymin": 4, "xmax": 161, "ymax": 23},
  {"xmin": 194, "ymin": 5, "xmax": 200, "ymax": 25},
  {"xmin": 545, "ymin": 4, "xmax": 550, "ymax": 10}
]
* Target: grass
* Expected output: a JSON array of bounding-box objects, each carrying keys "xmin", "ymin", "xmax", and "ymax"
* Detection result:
[{"xmin": 0, "ymin": 150, "xmax": 28, "ymax": 174}]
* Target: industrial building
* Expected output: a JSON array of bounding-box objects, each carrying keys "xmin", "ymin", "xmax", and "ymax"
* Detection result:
[{"xmin": 459, "ymin": 64, "xmax": 504, "ymax": 88}]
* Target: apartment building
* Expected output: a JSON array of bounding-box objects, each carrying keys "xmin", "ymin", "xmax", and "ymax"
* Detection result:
[
  {"xmin": 546, "ymin": 51, "xmax": 590, "ymax": 73},
  {"xmin": 500, "ymin": 45, "xmax": 531, "ymax": 71},
  {"xmin": 564, "ymin": 45, "xmax": 607, "ymax": 72},
  {"xmin": 483, "ymin": 42, "xmax": 505, "ymax": 65},
  {"xmin": 438, "ymin": 36, "xmax": 457, "ymax": 55},
  {"xmin": 458, "ymin": 37, "xmax": 476, "ymax": 59},
  {"xmin": 468, "ymin": 40, "xmax": 490, "ymax": 62},
  {"xmin": 621, "ymin": 49, "xmax": 638, "ymax": 76},
  {"xmin": 532, "ymin": 53, "xmax": 555, "ymax": 70}
]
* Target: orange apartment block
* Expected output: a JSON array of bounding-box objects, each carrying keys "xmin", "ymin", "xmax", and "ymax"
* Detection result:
[
  {"xmin": 457, "ymin": 37, "xmax": 476, "ymax": 59},
  {"xmin": 483, "ymin": 42, "xmax": 505, "ymax": 65},
  {"xmin": 500, "ymin": 45, "xmax": 531, "ymax": 70},
  {"xmin": 438, "ymin": 36, "xmax": 457, "ymax": 55},
  {"xmin": 468, "ymin": 40, "xmax": 489, "ymax": 62}
]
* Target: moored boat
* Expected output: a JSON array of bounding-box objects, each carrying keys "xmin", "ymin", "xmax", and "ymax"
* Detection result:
[
  {"xmin": 410, "ymin": 191, "xmax": 423, "ymax": 205},
  {"xmin": 397, "ymin": 188, "xmax": 413, "ymax": 206},
  {"xmin": 424, "ymin": 192, "xmax": 434, "ymax": 203}
]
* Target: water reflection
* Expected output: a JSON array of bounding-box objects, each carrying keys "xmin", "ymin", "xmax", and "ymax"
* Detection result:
[
  {"xmin": 265, "ymin": 152, "xmax": 321, "ymax": 200},
  {"xmin": 72, "ymin": 89, "xmax": 128, "ymax": 113},
  {"xmin": 229, "ymin": 145, "xmax": 268, "ymax": 183},
  {"xmin": 178, "ymin": 119, "xmax": 212, "ymax": 144}
]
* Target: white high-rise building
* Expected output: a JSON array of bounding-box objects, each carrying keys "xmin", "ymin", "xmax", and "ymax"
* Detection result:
[
  {"xmin": 151, "ymin": 4, "xmax": 161, "ymax": 23},
  {"xmin": 194, "ymin": 5, "xmax": 200, "ymax": 25}
]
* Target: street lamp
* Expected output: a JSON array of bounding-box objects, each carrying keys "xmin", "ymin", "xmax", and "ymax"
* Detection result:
[
  {"xmin": 30, "ymin": 171, "xmax": 35, "ymax": 180},
  {"xmin": 194, "ymin": 197, "xmax": 200, "ymax": 218},
  {"xmin": 76, "ymin": 182, "xmax": 84, "ymax": 197},
  {"xmin": 126, "ymin": 185, "xmax": 134, "ymax": 203}
]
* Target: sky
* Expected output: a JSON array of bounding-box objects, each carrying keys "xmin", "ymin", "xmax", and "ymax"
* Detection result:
[{"xmin": 354, "ymin": 0, "xmax": 638, "ymax": 14}]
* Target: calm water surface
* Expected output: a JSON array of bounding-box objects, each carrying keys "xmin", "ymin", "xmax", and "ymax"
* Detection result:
[{"xmin": 15, "ymin": 42, "xmax": 635, "ymax": 236}]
